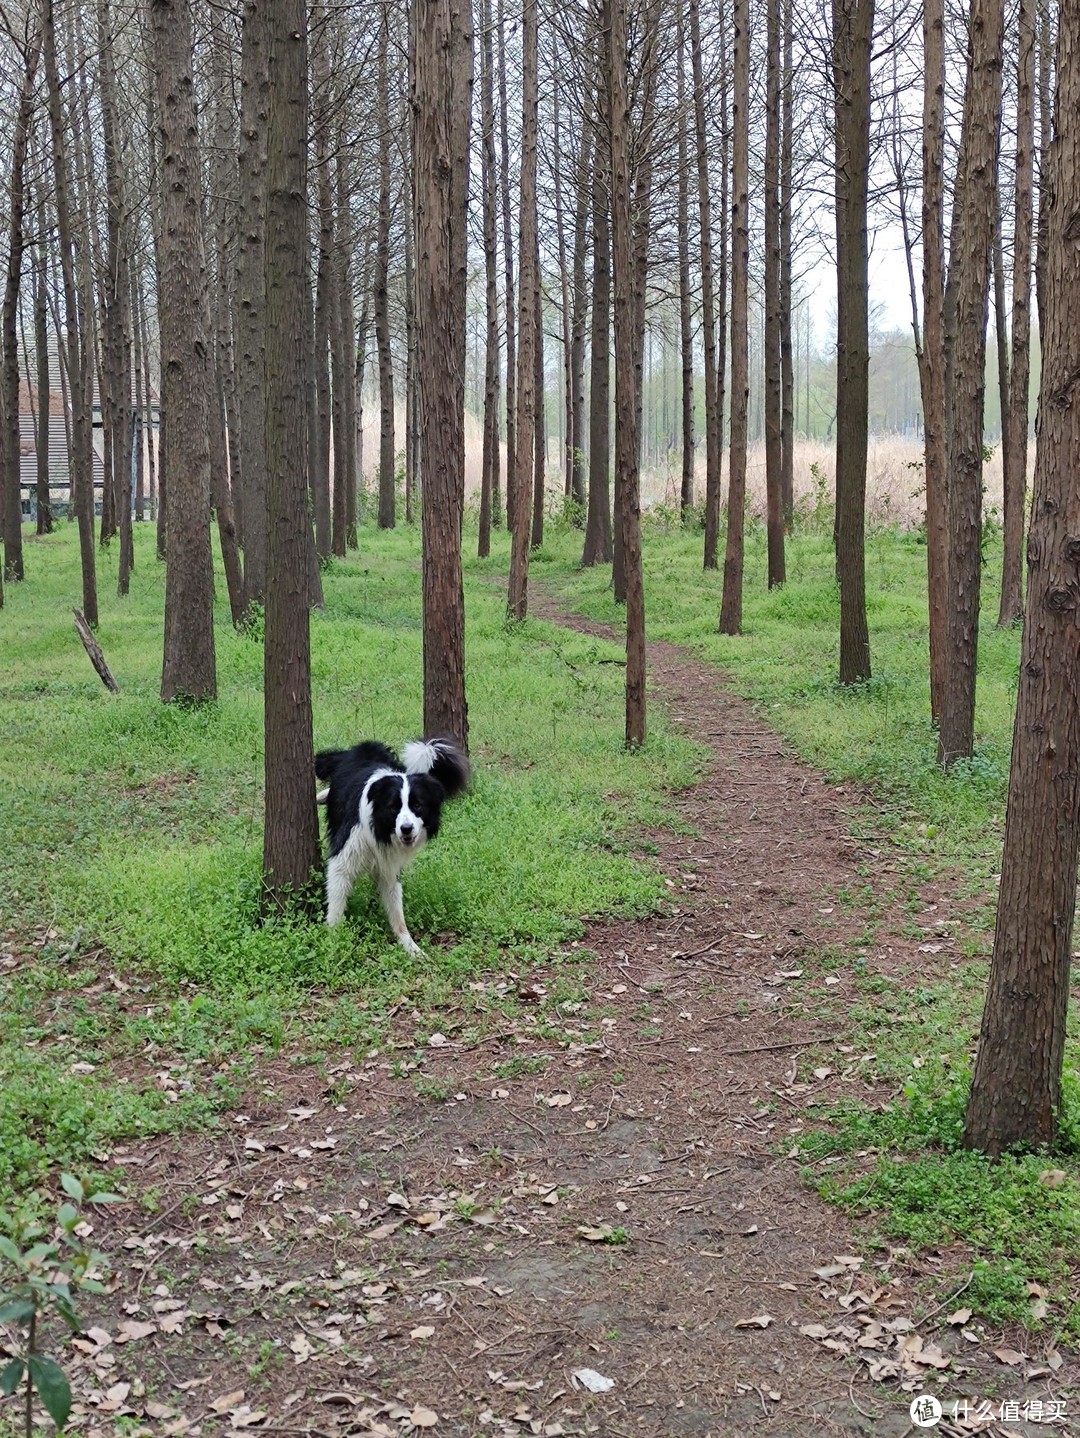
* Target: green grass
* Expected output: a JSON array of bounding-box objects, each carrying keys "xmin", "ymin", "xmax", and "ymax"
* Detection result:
[{"xmin": 0, "ymin": 519, "xmax": 700, "ymax": 1208}]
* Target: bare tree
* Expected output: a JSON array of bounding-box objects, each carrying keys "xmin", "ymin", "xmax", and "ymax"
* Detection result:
[
  {"xmin": 938, "ymin": 0, "xmax": 1006, "ymax": 764},
  {"xmin": 998, "ymin": 0, "xmax": 1035, "ymax": 628},
  {"xmin": 964, "ymin": 1, "xmax": 1080, "ymax": 1155},
  {"xmin": 763, "ymin": 0, "xmax": 785, "ymax": 588},
  {"xmin": 832, "ymin": 0, "xmax": 873, "ymax": 684},
  {"xmin": 262, "ymin": 0, "xmax": 320, "ymax": 907},
  {"xmin": 414, "ymin": 0, "xmax": 473, "ymax": 743},
  {"xmin": 376, "ymin": 7, "xmax": 396, "ymax": 530},
  {"xmin": 154, "ymin": 0, "xmax": 217, "ymax": 703},
  {"xmin": 719, "ymin": 0, "xmax": 749, "ymax": 634},
  {"xmin": 2, "ymin": 15, "xmax": 39, "ymax": 585},
  {"xmin": 507, "ymin": 0, "xmax": 537, "ymax": 619},
  {"xmin": 689, "ymin": 0, "xmax": 721, "ymax": 569}
]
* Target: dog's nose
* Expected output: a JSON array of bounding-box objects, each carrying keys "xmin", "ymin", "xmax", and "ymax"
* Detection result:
[{"xmin": 400, "ymin": 823, "xmax": 415, "ymax": 841}]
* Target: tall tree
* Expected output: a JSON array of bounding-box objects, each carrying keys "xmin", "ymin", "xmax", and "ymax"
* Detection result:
[
  {"xmin": 779, "ymin": 0, "xmax": 795, "ymax": 529},
  {"xmin": 154, "ymin": 0, "xmax": 216, "ymax": 703},
  {"xmin": 375, "ymin": 7, "xmax": 396, "ymax": 530},
  {"xmin": 920, "ymin": 0, "xmax": 949, "ymax": 727},
  {"xmin": 719, "ymin": 0, "xmax": 749, "ymax": 634},
  {"xmin": 507, "ymin": 0, "xmax": 537, "ymax": 619},
  {"xmin": 832, "ymin": 0, "xmax": 873, "ymax": 684},
  {"xmin": 998, "ymin": 0, "xmax": 1036, "ymax": 628},
  {"xmin": 675, "ymin": 0, "xmax": 694, "ymax": 518},
  {"xmin": 44, "ymin": 0, "xmax": 96, "ymax": 625},
  {"xmin": 262, "ymin": 0, "xmax": 320, "ymax": 906},
  {"xmin": 2, "ymin": 17, "xmax": 40, "ymax": 586},
  {"xmin": 414, "ymin": 0, "xmax": 472, "ymax": 742},
  {"xmin": 478, "ymin": 0, "xmax": 500, "ymax": 558},
  {"xmin": 937, "ymin": 0, "xmax": 1006, "ymax": 763},
  {"xmin": 763, "ymin": 0, "xmax": 785, "ymax": 587},
  {"xmin": 581, "ymin": 40, "xmax": 612, "ymax": 569},
  {"xmin": 689, "ymin": 0, "xmax": 721, "ymax": 569},
  {"xmin": 497, "ymin": 0, "xmax": 516, "ymax": 534},
  {"xmin": 237, "ymin": 0, "xmax": 269, "ymax": 613},
  {"xmin": 963, "ymin": 1, "xmax": 1080, "ymax": 1155}
]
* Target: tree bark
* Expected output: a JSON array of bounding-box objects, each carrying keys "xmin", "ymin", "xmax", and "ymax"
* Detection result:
[
  {"xmin": 998, "ymin": 0, "xmax": 1035, "ymax": 628},
  {"xmin": 507, "ymin": 0, "xmax": 536, "ymax": 619},
  {"xmin": 44, "ymin": 0, "xmax": 96, "ymax": 625},
  {"xmin": 832, "ymin": 0, "xmax": 873, "ymax": 684},
  {"xmin": 763, "ymin": 0, "xmax": 785, "ymax": 587},
  {"xmin": 689, "ymin": 0, "xmax": 720, "ymax": 569},
  {"xmin": 531, "ymin": 264, "xmax": 545, "ymax": 549},
  {"xmin": 34, "ymin": 207, "xmax": 52, "ymax": 535},
  {"xmin": 414, "ymin": 0, "xmax": 472, "ymax": 744},
  {"xmin": 719, "ymin": 0, "xmax": 749, "ymax": 635},
  {"xmin": 497, "ymin": 0, "xmax": 516, "ymax": 534},
  {"xmin": 676, "ymin": 1, "xmax": 694, "ymax": 518},
  {"xmin": 779, "ymin": 0, "xmax": 795, "ymax": 530},
  {"xmin": 963, "ymin": 1, "xmax": 1080, "ymax": 1154},
  {"xmin": 2, "ymin": 25, "xmax": 39, "ymax": 585},
  {"xmin": 920, "ymin": 0, "xmax": 949, "ymax": 728},
  {"xmin": 237, "ymin": 0, "xmax": 269, "ymax": 615},
  {"xmin": 376, "ymin": 9, "xmax": 396, "ymax": 530},
  {"xmin": 581, "ymin": 46, "xmax": 612, "ymax": 569},
  {"xmin": 262, "ymin": 0, "xmax": 320, "ymax": 907},
  {"xmin": 478, "ymin": 0, "xmax": 499, "ymax": 558},
  {"xmin": 938, "ymin": 0, "xmax": 1005, "ymax": 764},
  {"xmin": 154, "ymin": 0, "xmax": 217, "ymax": 703}
]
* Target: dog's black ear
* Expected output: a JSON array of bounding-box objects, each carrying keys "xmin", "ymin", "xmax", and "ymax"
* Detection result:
[
  {"xmin": 315, "ymin": 749, "xmax": 346, "ymax": 782},
  {"xmin": 401, "ymin": 738, "xmax": 470, "ymax": 799}
]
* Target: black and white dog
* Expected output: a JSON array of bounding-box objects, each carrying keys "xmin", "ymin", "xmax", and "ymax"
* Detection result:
[{"xmin": 314, "ymin": 738, "xmax": 470, "ymax": 955}]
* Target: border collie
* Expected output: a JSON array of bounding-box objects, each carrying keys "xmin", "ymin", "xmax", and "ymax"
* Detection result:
[{"xmin": 314, "ymin": 738, "xmax": 470, "ymax": 955}]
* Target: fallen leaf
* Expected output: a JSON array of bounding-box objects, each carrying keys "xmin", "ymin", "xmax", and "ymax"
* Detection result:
[
  {"xmin": 210, "ymin": 1391, "xmax": 246, "ymax": 1414},
  {"xmin": 947, "ymin": 1308, "xmax": 972, "ymax": 1325},
  {"xmin": 115, "ymin": 1319, "xmax": 157, "ymax": 1343},
  {"xmin": 992, "ymin": 1347, "xmax": 1026, "ymax": 1366},
  {"xmin": 409, "ymin": 1406, "xmax": 439, "ymax": 1427},
  {"xmin": 411, "ymin": 1326, "xmax": 435, "ymax": 1340},
  {"xmin": 734, "ymin": 1314, "xmax": 773, "ymax": 1329},
  {"xmin": 545, "ymin": 1092, "xmax": 572, "ymax": 1108}
]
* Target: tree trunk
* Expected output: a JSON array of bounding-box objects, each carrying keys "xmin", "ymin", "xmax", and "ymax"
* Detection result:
[
  {"xmin": 478, "ymin": 0, "xmax": 499, "ymax": 558},
  {"xmin": 920, "ymin": 0, "xmax": 949, "ymax": 727},
  {"xmin": 154, "ymin": 0, "xmax": 217, "ymax": 702},
  {"xmin": 312, "ymin": 56, "xmax": 333, "ymax": 553},
  {"xmin": 237, "ymin": 0, "xmax": 269, "ymax": 615},
  {"xmin": 497, "ymin": 0, "xmax": 516, "ymax": 535},
  {"xmin": 582, "ymin": 57, "xmax": 612, "ymax": 569},
  {"xmin": 998, "ymin": 0, "xmax": 1035, "ymax": 628},
  {"xmin": 963, "ymin": 2, "xmax": 1080, "ymax": 1154},
  {"xmin": 779, "ymin": 0, "xmax": 795, "ymax": 531},
  {"xmin": 689, "ymin": 0, "xmax": 720, "ymax": 569},
  {"xmin": 376, "ymin": 10, "xmax": 396, "ymax": 530},
  {"xmin": 414, "ymin": 0, "xmax": 472, "ymax": 744},
  {"xmin": 531, "ymin": 266, "xmax": 545, "ymax": 549},
  {"xmin": 676, "ymin": 1, "xmax": 694, "ymax": 518},
  {"xmin": 262, "ymin": 0, "xmax": 320, "ymax": 908},
  {"xmin": 507, "ymin": 0, "xmax": 536, "ymax": 619},
  {"xmin": 2, "ymin": 28, "xmax": 39, "ymax": 585},
  {"xmin": 568, "ymin": 93, "xmax": 592, "ymax": 518},
  {"xmin": 763, "ymin": 0, "xmax": 785, "ymax": 587},
  {"xmin": 719, "ymin": 0, "xmax": 749, "ymax": 635},
  {"xmin": 832, "ymin": 0, "xmax": 873, "ymax": 684},
  {"xmin": 609, "ymin": 0, "xmax": 653, "ymax": 748},
  {"xmin": 44, "ymin": 0, "xmax": 96, "ymax": 625},
  {"xmin": 938, "ymin": 0, "xmax": 1005, "ymax": 764},
  {"xmin": 34, "ymin": 211, "xmax": 52, "ymax": 535},
  {"xmin": 333, "ymin": 147, "xmax": 357, "ymax": 556}
]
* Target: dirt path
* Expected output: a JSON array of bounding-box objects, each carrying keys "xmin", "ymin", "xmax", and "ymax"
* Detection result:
[{"xmin": 44, "ymin": 595, "xmax": 1075, "ymax": 1438}]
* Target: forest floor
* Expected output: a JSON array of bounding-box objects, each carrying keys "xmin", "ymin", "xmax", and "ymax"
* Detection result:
[{"xmin": 15, "ymin": 583, "xmax": 1076, "ymax": 1438}]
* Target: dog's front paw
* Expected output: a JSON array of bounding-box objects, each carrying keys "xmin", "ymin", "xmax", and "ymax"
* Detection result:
[{"xmin": 399, "ymin": 935, "xmax": 425, "ymax": 959}]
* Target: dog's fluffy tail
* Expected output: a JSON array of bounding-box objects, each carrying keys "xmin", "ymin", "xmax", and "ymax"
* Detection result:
[
  {"xmin": 402, "ymin": 737, "xmax": 471, "ymax": 799},
  {"xmin": 315, "ymin": 749, "xmax": 346, "ymax": 782}
]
